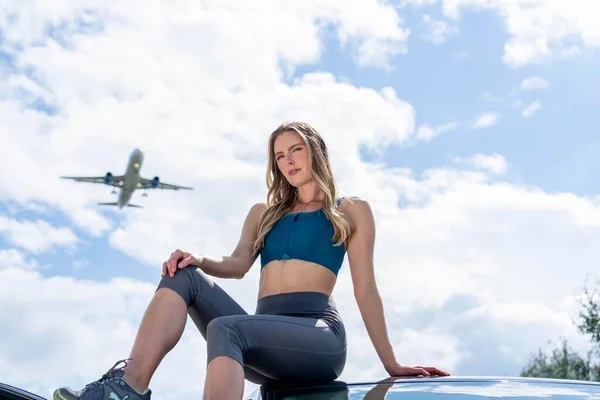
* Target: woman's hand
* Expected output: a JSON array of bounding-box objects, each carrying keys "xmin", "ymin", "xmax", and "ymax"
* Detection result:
[
  {"xmin": 162, "ymin": 249, "xmax": 203, "ymax": 278},
  {"xmin": 386, "ymin": 362, "xmax": 450, "ymax": 378}
]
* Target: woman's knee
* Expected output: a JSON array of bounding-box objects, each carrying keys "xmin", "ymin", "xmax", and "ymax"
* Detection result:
[
  {"xmin": 156, "ymin": 266, "xmax": 203, "ymax": 307},
  {"xmin": 206, "ymin": 316, "xmax": 246, "ymax": 366},
  {"xmin": 206, "ymin": 316, "xmax": 240, "ymax": 341}
]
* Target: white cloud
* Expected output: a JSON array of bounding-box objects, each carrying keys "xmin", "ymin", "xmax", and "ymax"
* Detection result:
[
  {"xmin": 439, "ymin": 0, "xmax": 600, "ymax": 67},
  {"xmin": 522, "ymin": 100, "xmax": 542, "ymax": 118},
  {"xmin": 481, "ymin": 92, "xmax": 501, "ymax": 102},
  {"xmin": 403, "ymin": 0, "xmax": 439, "ymax": 6},
  {"xmin": 453, "ymin": 153, "xmax": 507, "ymax": 175},
  {"xmin": 422, "ymin": 14, "xmax": 459, "ymax": 44},
  {"xmin": 0, "ymin": 265, "xmax": 210, "ymax": 400},
  {"xmin": 0, "ymin": 248, "xmax": 38, "ymax": 271},
  {"xmin": 471, "ymin": 112, "xmax": 498, "ymax": 129},
  {"xmin": 366, "ymin": 167, "xmax": 600, "ymax": 317},
  {"xmin": 0, "ymin": 0, "xmax": 410, "ymax": 72},
  {"xmin": 520, "ymin": 77, "xmax": 550, "ymax": 91},
  {"xmin": 0, "ymin": 0, "xmax": 416, "ymax": 236},
  {"xmin": 0, "ymin": 215, "xmax": 79, "ymax": 253},
  {"xmin": 415, "ymin": 122, "xmax": 459, "ymax": 142},
  {"xmin": 355, "ymin": 37, "xmax": 410, "ymax": 70}
]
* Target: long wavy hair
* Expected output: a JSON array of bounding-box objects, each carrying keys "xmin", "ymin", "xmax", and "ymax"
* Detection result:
[{"xmin": 252, "ymin": 121, "xmax": 351, "ymax": 256}]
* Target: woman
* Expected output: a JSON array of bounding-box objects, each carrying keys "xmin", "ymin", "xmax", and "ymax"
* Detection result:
[{"xmin": 53, "ymin": 122, "xmax": 449, "ymax": 400}]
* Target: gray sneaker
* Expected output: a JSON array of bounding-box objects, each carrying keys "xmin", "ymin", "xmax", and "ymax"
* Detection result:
[{"xmin": 53, "ymin": 358, "xmax": 152, "ymax": 400}]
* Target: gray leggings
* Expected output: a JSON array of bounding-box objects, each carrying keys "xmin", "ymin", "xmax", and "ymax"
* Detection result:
[{"xmin": 156, "ymin": 266, "xmax": 347, "ymax": 385}]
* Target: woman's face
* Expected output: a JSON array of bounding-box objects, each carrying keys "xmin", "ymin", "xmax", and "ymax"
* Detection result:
[{"xmin": 273, "ymin": 130, "xmax": 312, "ymax": 187}]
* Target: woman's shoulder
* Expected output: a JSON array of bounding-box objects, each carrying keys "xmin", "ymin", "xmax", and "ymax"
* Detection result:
[
  {"xmin": 336, "ymin": 195, "xmax": 369, "ymax": 210},
  {"xmin": 251, "ymin": 202, "xmax": 268, "ymax": 212},
  {"xmin": 335, "ymin": 196, "xmax": 374, "ymax": 238},
  {"xmin": 244, "ymin": 202, "xmax": 268, "ymax": 222},
  {"xmin": 336, "ymin": 195, "xmax": 373, "ymax": 222}
]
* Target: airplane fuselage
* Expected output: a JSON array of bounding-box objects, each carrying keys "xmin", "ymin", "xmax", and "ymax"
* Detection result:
[
  {"xmin": 117, "ymin": 148, "xmax": 144, "ymax": 208},
  {"xmin": 60, "ymin": 147, "xmax": 192, "ymax": 209}
]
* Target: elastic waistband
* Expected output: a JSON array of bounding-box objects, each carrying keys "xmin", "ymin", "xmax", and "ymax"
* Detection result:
[{"xmin": 255, "ymin": 291, "xmax": 340, "ymax": 318}]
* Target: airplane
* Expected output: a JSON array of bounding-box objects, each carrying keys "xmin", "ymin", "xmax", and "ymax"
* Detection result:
[{"xmin": 60, "ymin": 148, "xmax": 193, "ymax": 209}]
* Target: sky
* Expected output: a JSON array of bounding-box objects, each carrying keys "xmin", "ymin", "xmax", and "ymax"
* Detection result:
[{"xmin": 1, "ymin": 0, "xmax": 600, "ymax": 399}]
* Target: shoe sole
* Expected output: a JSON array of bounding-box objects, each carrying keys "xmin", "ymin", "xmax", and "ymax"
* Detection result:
[{"xmin": 53, "ymin": 390, "xmax": 73, "ymax": 400}]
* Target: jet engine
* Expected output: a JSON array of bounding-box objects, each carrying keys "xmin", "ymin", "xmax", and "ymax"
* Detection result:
[
  {"xmin": 104, "ymin": 172, "xmax": 113, "ymax": 184},
  {"xmin": 151, "ymin": 176, "xmax": 160, "ymax": 188}
]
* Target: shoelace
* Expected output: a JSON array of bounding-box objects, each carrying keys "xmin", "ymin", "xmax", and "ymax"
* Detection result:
[{"xmin": 82, "ymin": 358, "xmax": 133, "ymax": 393}]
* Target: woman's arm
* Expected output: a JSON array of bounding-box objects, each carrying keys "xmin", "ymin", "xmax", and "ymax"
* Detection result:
[
  {"xmin": 169, "ymin": 202, "xmax": 266, "ymax": 279},
  {"xmin": 345, "ymin": 198, "xmax": 449, "ymax": 377},
  {"xmin": 345, "ymin": 198, "xmax": 399, "ymax": 371}
]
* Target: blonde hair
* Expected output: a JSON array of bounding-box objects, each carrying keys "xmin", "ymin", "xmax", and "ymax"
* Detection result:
[{"xmin": 252, "ymin": 121, "xmax": 351, "ymax": 256}]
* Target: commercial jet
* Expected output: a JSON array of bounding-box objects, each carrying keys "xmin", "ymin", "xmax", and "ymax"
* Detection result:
[{"xmin": 60, "ymin": 148, "xmax": 193, "ymax": 209}]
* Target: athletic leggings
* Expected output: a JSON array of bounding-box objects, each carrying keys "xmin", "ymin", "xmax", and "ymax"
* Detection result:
[{"xmin": 156, "ymin": 266, "xmax": 347, "ymax": 384}]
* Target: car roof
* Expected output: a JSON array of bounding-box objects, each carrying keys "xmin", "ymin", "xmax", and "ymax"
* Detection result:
[
  {"xmin": 249, "ymin": 376, "xmax": 600, "ymax": 400},
  {"xmin": 3, "ymin": 375, "xmax": 600, "ymax": 400},
  {"xmin": 0, "ymin": 381, "xmax": 47, "ymax": 400}
]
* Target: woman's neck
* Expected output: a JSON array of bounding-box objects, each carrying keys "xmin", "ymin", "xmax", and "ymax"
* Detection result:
[{"xmin": 296, "ymin": 183, "xmax": 321, "ymax": 205}]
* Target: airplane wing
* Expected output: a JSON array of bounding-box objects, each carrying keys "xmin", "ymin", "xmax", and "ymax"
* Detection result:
[
  {"xmin": 60, "ymin": 175, "xmax": 126, "ymax": 188},
  {"xmin": 139, "ymin": 177, "xmax": 193, "ymax": 191}
]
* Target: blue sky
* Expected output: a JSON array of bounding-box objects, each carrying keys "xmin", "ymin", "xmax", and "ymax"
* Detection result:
[
  {"xmin": 1, "ymin": 1, "xmax": 600, "ymax": 399},
  {"xmin": 311, "ymin": 5, "xmax": 600, "ymax": 197}
]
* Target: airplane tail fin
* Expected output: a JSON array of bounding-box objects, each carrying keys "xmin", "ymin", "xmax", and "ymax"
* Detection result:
[{"xmin": 97, "ymin": 202, "xmax": 143, "ymax": 208}]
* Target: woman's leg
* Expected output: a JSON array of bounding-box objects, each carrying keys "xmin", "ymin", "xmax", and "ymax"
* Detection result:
[
  {"xmin": 203, "ymin": 355, "xmax": 246, "ymax": 400},
  {"xmin": 204, "ymin": 313, "xmax": 347, "ymax": 385},
  {"xmin": 124, "ymin": 266, "xmax": 251, "ymax": 391},
  {"xmin": 121, "ymin": 286, "xmax": 188, "ymax": 392},
  {"xmin": 53, "ymin": 266, "xmax": 252, "ymax": 400},
  {"xmin": 198, "ymin": 292, "xmax": 347, "ymax": 399},
  {"xmin": 194, "ymin": 289, "xmax": 347, "ymax": 399},
  {"xmin": 200, "ymin": 313, "xmax": 347, "ymax": 400}
]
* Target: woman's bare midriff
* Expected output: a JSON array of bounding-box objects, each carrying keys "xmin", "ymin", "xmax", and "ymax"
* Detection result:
[{"xmin": 257, "ymin": 259, "xmax": 337, "ymax": 298}]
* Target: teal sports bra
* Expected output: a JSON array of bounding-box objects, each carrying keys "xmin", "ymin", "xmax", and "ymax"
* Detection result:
[{"xmin": 259, "ymin": 198, "xmax": 347, "ymax": 276}]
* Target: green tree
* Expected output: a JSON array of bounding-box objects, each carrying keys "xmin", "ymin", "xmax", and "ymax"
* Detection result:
[
  {"xmin": 520, "ymin": 277, "xmax": 600, "ymax": 381},
  {"xmin": 576, "ymin": 277, "xmax": 600, "ymax": 356},
  {"xmin": 519, "ymin": 338, "xmax": 597, "ymax": 381}
]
